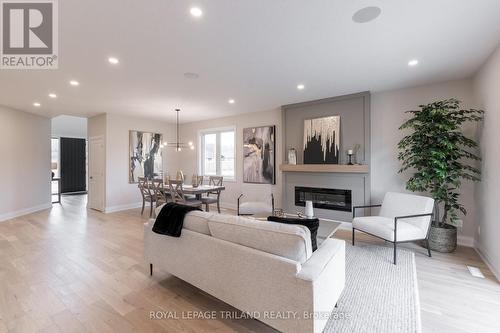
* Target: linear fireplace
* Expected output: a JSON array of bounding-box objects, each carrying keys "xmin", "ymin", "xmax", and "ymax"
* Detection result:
[{"xmin": 295, "ymin": 187, "xmax": 352, "ymax": 212}]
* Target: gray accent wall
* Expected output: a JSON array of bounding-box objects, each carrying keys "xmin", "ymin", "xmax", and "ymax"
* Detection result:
[{"xmin": 281, "ymin": 92, "xmax": 371, "ymax": 222}]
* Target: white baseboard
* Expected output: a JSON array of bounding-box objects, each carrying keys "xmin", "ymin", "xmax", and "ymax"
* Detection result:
[
  {"xmin": 474, "ymin": 244, "xmax": 500, "ymax": 282},
  {"xmin": 105, "ymin": 202, "xmax": 143, "ymax": 214},
  {"xmin": 0, "ymin": 203, "xmax": 52, "ymax": 222},
  {"xmin": 457, "ymin": 235, "xmax": 474, "ymax": 247}
]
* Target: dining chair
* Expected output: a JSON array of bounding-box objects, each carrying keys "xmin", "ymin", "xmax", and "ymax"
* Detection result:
[
  {"xmin": 168, "ymin": 180, "xmax": 202, "ymax": 208},
  {"xmin": 201, "ymin": 176, "xmax": 223, "ymax": 213},
  {"xmin": 138, "ymin": 177, "xmax": 156, "ymax": 217},
  {"xmin": 151, "ymin": 179, "xmax": 169, "ymax": 209}
]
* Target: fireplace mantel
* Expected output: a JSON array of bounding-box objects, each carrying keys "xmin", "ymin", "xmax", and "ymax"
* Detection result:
[{"xmin": 279, "ymin": 164, "xmax": 369, "ymax": 174}]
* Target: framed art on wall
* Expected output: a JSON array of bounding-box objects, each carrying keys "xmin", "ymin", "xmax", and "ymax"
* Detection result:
[
  {"xmin": 243, "ymin": 125, "xmax": 276, "ymax": 184},
  {"xmin": 129, "ymin": 130, "xmax": 163, "ymax": 183},
  {"xmin": 303, "ymin": 116, "xmax": 340, "ymax": 164}
]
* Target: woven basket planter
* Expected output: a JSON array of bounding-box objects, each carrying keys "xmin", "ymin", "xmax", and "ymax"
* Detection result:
[{"xmin": 427, "ymin": 224, "xmax": 457, "ymax": 253}]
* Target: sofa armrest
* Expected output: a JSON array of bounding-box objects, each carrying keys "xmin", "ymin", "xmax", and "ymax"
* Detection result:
[{"xmin": 296, "ymin": 238, "xmax": 344, "ymax": 282}]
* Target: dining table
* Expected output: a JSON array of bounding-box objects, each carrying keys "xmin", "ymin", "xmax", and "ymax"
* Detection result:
[{"xmin": 179, "ymin": 184, "xmax": 225, "ymax": 200}]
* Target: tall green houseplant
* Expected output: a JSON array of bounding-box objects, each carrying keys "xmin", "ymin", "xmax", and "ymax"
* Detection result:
[{"xmin": 397, "ymin": 99, "xmax": 483, "ymax": 252}]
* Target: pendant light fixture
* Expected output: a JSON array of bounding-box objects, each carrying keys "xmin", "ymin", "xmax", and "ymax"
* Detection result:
[{"xmin": 161, "ymin": 109, "xmax": 194, "ymax": 151}]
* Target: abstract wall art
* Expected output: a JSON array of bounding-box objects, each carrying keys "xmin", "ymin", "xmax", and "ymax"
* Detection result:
[
  {"xmin": 243, "ymin": 125, "xmax": 276, "ymax": 184},
  {"xmin": 303, "ymin": 116, "xmax": 340, "ymax": 164},
  {"xmin": 129, "ymin": 130, "xmax": 163, "ymax": 183}
]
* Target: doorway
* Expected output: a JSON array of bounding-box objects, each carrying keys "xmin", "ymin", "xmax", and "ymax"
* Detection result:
[
  {"xmin": 50, "ymin": 115, "xmax": 89, "ymax": 202},
  {"xmin": 88, "ymin": 136, "xmax": 105, "ymax": 211},
  {"xmin": 60, "ymin": 138, "xmax": 87, "ymax": 193}
]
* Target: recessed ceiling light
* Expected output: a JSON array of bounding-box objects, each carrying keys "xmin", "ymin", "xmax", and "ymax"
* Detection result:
[
  {"xmin": 190, "ymin": 7, "xmax": 203, "ymax": 17},
  {"xmin": 33, "ymin": 102, "xmax": 41, "ymax": 107},
  {"xmin": 297, "ymin": 84, "xmax": 305, "ymax": 90},
  {"xmin": 408, "ymin": 59, "xmax": 419, "ymax": 67},
  {"xmin": 184, "ymin": 72, "xmax": 199, "ymax": 79},
  {"xmin": 108, "ymin": 57, "xmax": 119, "ymax": 64},
  {"xmin": 48, "ymin": 93, "xmax": 57, "ymax": 98},
  {"xmin": 352, "ymin": 6, "xmax": 382, "ymax": 23},
  {"xmin": 69, "ymin": 80, "xmax": 79, "ymax": 86},
  {"xmin": 228, "ymin": 99, "xmax": 235, "ymax": 104}
]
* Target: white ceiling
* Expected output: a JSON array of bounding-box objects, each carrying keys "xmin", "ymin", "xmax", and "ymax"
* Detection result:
[{"xmin": 1, "ymin": 0, "xmax": 500, "ymax": 123}]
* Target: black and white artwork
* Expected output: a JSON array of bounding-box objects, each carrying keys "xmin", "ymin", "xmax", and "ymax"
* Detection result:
[
  {"xmin": 243, "ymin": 125, "xmax": 275, "ymax": 184},
  {"xmin": 303, "ymin": 116, "xmax": 340, "ymax": 164},
  {"xmin": 129, "ymin": 130, "xmax": 163, "ymax": 183}
]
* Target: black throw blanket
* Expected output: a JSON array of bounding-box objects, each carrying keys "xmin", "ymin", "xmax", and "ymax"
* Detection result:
[{"xmin": 152, "ymin": 202, "xmax": 201, "ymax": 237}]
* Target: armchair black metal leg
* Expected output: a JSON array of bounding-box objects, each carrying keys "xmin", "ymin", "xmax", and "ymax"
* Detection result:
[
  {"xmin": 352, "ymin": 228, "xmax": 355, "ymax": 246},
  {"xmin": 150, "ymin": 263, "xmax": 153, "ymax": 276},
  {"xmin": 426, "ymin": 238, "xmax": 432, "ymax": 257},
  {"xmin": 141, "ymin": 200, "xmax": 145, "ymax": 215},
  {"xmin": 393, "ymin": 242, "xmax": 397, "ymax": 265}
]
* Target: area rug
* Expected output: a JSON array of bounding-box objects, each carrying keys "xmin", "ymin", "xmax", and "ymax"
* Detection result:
[{"xmin": 324, "ymin": 243, "xmax": 421, "ymax": 333}]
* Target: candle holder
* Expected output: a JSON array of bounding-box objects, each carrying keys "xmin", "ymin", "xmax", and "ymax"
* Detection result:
[{"xmin": 347, "ymin": 150, "xmax": 354, "ymax": 165}]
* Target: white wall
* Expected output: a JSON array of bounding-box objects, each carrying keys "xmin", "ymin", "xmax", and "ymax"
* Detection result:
[
  {"xmin": 177, "ymin": 108, "xmax": 282, "ymax": 209},
  {"xmin": 371, "ymin": 79, "xmax": 479, "ymax": 244},
  {"xmin": 0, "ymin": 106, "xmax": 51, "ymax": 221},
  {"xmin": 105, "ymin": 114, "xmax": 176, "ymax": 212},
  {"xmin": 51, "ymin": 115, "xmax": 87, "ymax": 138},
  {"xmin": 473, "ymin": 44, "xmax": 500, "ymax": 279}
]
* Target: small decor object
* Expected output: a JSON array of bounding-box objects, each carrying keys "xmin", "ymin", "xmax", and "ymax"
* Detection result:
[
  {"xmin": 287, "ymin": 148, "xmax": 297, "ymax": 165},
  {"xmin": 303, "ymin": 116, "xmax": 340, "ymax": 164},
  {"xmin": 347, "ymin": 149, "xmax": 354, "ymax": 165},
  {"xmin": 191, "ymin": 174, "xmax": 199, "ymax": 188},
  {"xmin": 243, "ymin": 125, "xmax": 276, "ymax": 184},
  {"xmin": 51, "ymin": 162, "xmax": 57, "ymax": 179},
  {"xmin": 176, "ymin": 170, "xmax": 185, "ymax": 182},
  {"xmin": 305, "ymin": 200, "xmax": 314, "ymax": 218},
  {"xmin": 398, "ymin": 99, "xmax": 484, "ymax": 253},
  {"xmin": 129, "ymin": 130, "xmax": 162, "ymax": 183},
  {"xmin": 273, "ymin": 208, "xmax": 285, "ymax": 217}
]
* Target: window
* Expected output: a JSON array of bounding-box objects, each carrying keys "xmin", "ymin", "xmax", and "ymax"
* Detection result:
[
  {"xmin": 200, "ymin": 128, "xmax": 235, "ymax": 180},
  {"xmin": 51, "ymin": 138, "xmax": 60, "ymax": 177}
]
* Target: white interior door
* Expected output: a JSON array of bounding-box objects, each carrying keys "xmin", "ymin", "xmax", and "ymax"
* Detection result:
[{"xmin": 88, "ymin": 136, "xmax": 105, "ymax": 211}]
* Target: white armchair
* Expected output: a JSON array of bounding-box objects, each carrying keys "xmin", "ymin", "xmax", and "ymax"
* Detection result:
[
  {"xmin": 352, "ymin": 192, "xmax": 434, "ymax": 264},
  {"xmin": 237, "ymin": 193, "xmax": 274, "ymax": 217}
]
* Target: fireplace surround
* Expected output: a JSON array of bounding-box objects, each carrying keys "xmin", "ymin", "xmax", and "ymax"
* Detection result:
[{"xmin": 281, "ymin": 92, "xmax": 371, "ymax": 222}]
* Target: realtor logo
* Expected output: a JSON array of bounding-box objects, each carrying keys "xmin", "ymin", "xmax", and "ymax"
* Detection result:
[{"xmin": 1, "ymin": 0, "xmax": 58, "ymax": 69}]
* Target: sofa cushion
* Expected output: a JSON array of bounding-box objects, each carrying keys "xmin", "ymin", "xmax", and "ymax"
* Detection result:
[
  {"xmin": 155, "ymin": 204, "xmax": 212, "ymax": 235},
  {"xmin": 208, "ymin": 214, "xmax": 312, "ymax": 263},
  {"xmin": 184, "ymin": 211, "xmax": 213, "ymax": 235}
]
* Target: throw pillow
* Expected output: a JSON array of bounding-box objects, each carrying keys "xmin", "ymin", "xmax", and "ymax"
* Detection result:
[{"xmin": 267, "ymin": 216, "xmax": 319, "ymax": 251}]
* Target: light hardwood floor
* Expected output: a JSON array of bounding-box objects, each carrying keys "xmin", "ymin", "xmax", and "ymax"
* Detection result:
[{"xmin": 0, "ymin": 195, "xmax": 498, "ymax": 333}]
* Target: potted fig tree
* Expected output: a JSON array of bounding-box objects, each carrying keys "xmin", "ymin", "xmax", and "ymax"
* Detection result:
[{"xmin": 397, "ymin": 99, "xmax": 483, "ymax": 252}]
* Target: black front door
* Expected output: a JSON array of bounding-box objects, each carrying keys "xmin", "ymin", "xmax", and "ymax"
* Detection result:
[{"xmin": 60, "ymin": 138, "xmax": 86, "ymax": 193}]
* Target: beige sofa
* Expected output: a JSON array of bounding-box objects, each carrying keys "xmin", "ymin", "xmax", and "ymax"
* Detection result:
[{"xmin": 144, "ymin": 209, "xmax": 345, "ymax": 333}]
